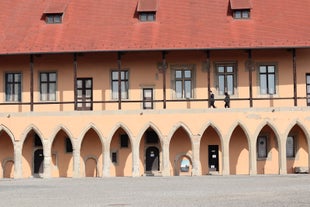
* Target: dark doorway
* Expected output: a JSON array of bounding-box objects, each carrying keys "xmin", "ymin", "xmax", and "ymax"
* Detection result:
[
  {"xmin": 208, "ymin": 145, "xmax": 219, "ymax": 171},
  {"xmin": 34, "ymin": 149, "xmax": 44, "ymax": 174},
  {"xmin": 146, "ymin": 147, "xmax": 159, "ymax": 171}
]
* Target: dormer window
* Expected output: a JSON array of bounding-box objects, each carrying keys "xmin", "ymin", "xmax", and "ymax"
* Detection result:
[
  {"xmin": 230, "ymin": 0, "xmax": 252, "ymax": 19},
  {"xmin": 139, "ymin": 12, "xmax": 156, "ymax": 22},
  {"xmin": 45, "ymin": 13, "xmax": 63, "ymax": 24},
  {"xmin": 43, "ymin": 1, "xmax": 67, "ymax": 24},
  {"xmin": 137, "ymin": 0, "xmax": 158, "ymax": 22},
  {"xmin": 233, "ymin": 9, "xmax": 250, "ymax": 19}
]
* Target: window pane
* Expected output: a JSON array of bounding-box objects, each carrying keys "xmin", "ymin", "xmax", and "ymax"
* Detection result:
[
  {"xmin": 85, "ymin": 89, "xmax": 91, "ymax": 98},
  {"xmin": 260, "ymin": 74, "xmax": 267, "ymax": 94},
  {"xmin": 112, "ymin": 82, "xmax": 118, "ymax": 99},
  {"xmin": 176, "ymin": 81, "xmax": 182, "ymax": 98},
  {"xmin": 227, "ymin": 75, "xmax": 234, "ymax": 95},
  {"xmin": 234, "ymin": 11, "xmax": 241, "ymax": 18},
  {"xmin": 6, "ymin": 84, "xmax": 13, "ymax": 101},
  {"xmin": 259, "ymin": 66, "xmax": 266, "ymax": 73},
  {"xmin": 77, "ymin": 80, "xmax": 82, "ymax": 88},
  {"xmin": 49, "ymin": 73, "xmax": 56, "ymax": 81},
  {"xmin": 242, "ymin": 11, "xmax": 249, "ymax": 18},
  {"xmin": 286, "ymin": 136, "xmax": 295, "ymax": 157},
  {"xmin": 7, "ymin": 74, "xmax": 13, "ymax": 82},
  {"xmin": 227, "ymin": 66, "xmax": 233, "ymax": 73},
  {"xmin": 140, "ymin": 14, "xmax": 147, "ymax": 21},
  {"xmin": 307, "ymin": 75, "xmax": 310, "ymax": 84},
  {"xmin": 14, "ymin": 74, "xmax": 21, "ymax": 82},
  {"xmin": 184, "ymin": 70, "xmax": 191, "ymax": 78},
  {"xmin": 218, "ymin": 75, "xmax": 224, "ymax": 94},
  {"xmin": 268, "ymin": 66, "xmax": 275, "ymax": 73},
  {"xmin": 268, "ymin": 74, "xmax": 275, "ymax": 94},
  {"xmin": 144, "ymin": 89, "xmax": 152, "ymax": 98},
  {"xmin": 218, "ymin": 66, "xmax": 224, "ymax": 73},
  {"xmin": 257, "ymin": 137, "xmax": 267, "ymax": 158},
  {"xmin": 176, "ymin": 70, "xmax": 182, "ymax": 79},
  {"xmin": 41, "ymin": 73, "xmax": 47, "ymax": 82},
  {"xmin": 147, "ymin": 14, "xmax": 154, "ymax": 21},
  {"xmin": 85, "ymin": 80, "xmax": 92, "ymax": 88},
  {"xmin": 184, "ymin": 80, "xmax": 192, "ymax": 98},
  {"xmin": 112, "ymin": 71, "xmax": 118, "ymax": 80}
]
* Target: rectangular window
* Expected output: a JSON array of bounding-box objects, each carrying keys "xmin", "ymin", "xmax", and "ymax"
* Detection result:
[
  {"xmin": 259, "ymin": 65, "xmax": 276, "ymax": 95},
  {"xmin": 65, "ymin": 138, "xmax": 73, "ymax": 153},
  {"xmin": 175, "ymin": 69, "xmax": 192, "ymax": 98},
  {"xmin": 111, "ymin": 70, "xmax": 129, "ymax": 100},
  {"xmin": 257, "ymin": 136, "xmax": 267, "ymax": 158},
  {"xmin": 286, "ymin": 136, "xmax": 295, "ymax": 158},
  {"xmin": 76, "ymin": 78, "xmax": 93, "ymax": 110},
  {"xmin": 45, "ymin": 13, "xmax": 63, "ymax": 24},
  {"xmin": 216, "ymin": 64, "xmax": 236, "ymax": 95},
  {"xmin": 111, "ymin": 152, "xmax": 118, "ymax": 163},
  {"xmin": 306, "ymin": 74, "xmax": 310, "ymax": 106},
  {"xmin": 139, "ymin": 12, "xmax": 156, "ymax": 22},
  {"xmin": 5, "ymin": 73, "xmax": 22, "ymax": 102},
  {"xmin": 40, "ymin": 72, "xmax": 56, "ymax": 101},
  {"xmin": 143, "ymin": 88, "xmax": 153, "ymax": 109},
  {"xmin": 233, "ymin": 10, "xmax": 250, "ymax": 19},
  {"xmin": 120, "ymin": 134, "xmax": 129, "ymax": 148}
]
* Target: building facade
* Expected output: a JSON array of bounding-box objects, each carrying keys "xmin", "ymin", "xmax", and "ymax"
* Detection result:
[{"xmin": 1, "ymin": 0, "xmax": 310, "ymax": 178}]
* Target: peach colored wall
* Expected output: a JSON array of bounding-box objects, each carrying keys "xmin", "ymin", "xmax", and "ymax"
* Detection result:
[
  {"xmin": 200, "ymin": 127, "xmax": 222, "ymax": 175},
  {"xmin": 229, "ymin": 126, "xmax": 249, "ymax": 175},
  {"xmin": 256, "ymin": 126, "xmax": 279, "ymax": 174},
  {"xmin": 0, "ymin": 132, "xmax": 14, "ymax": 178},
  {"xmin": 51, "ymin": 130, "xmax": 73, "ymax": 177},
  {"xmin": 169, "ymin": 128, "xmax": 192, "ymax": 176},
  {"xmin": 80, "ymin": 129, "xmax": 103, "ymax": 177},
  {"xmin": 110, "ymin": 128, "xmax": 132, "ymax": 177}
]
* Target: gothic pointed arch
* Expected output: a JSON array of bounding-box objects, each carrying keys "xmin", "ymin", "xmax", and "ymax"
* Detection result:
[
  {"xmin": 108, "ymin": 122, "xmax": 134, "ymax": 146},
  {"xmin": 0, "ymin": 124, "xmax": 15, "ymax": 142},
  {"xmin": 0, "ymin": 125, "xmax": 15, "ymax": 178},
  {"xmin": 78, "ymin": 123, "xmax": 104, "ymax": 149}
]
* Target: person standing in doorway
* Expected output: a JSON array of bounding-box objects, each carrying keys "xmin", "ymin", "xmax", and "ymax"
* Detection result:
[
  {"xmin": 224, "ymin": 92, "xmax": 230, "ymax": 108},
  {"xmin": 209, "ymin": 90, "xmax": 216, "ymax": 108}
]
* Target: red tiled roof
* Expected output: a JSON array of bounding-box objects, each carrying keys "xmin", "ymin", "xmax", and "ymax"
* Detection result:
[
  {"xmin": 137, "ymin": 0, "xmax": 158, "ymax": 12},
  {"xmin": 1, "ymin": 0, "xmax": 310, "ymax": 54},
  {"xmin": 230, "ymin": 0, "xmax": 252, "ymax": 10}
]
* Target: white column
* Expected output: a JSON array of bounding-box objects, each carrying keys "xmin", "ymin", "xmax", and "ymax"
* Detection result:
[
  {"xmin": 132, "ymin": 138, "xmax": 140, "ymax": 177},
  {"xmin": 279, "ymin": 134, "xmax": 287, "ymax": 175},
  {"xmin": 42, "ymin": 141, "xmax": 51, "ymax": 178},
  {"xmin": 191, "ymin": 137, "xmax": 201, "ymax": 176},
  {"xmin": 73, "ymin": 140, "xmax": 81, "ymax": 178},
  {"xmin": 14, "ymin": 142, "xmax": 23, "ymax": 179},
  {"xmin": 249, "ymin": 138, "xmax": 257, "ymax": 175},
  {"xmin": 102, "ymin": 143, "xmax": 110, "ymax": 177},
  {"xmin": 161, "ymin": 138, "xmax": 170, "ymax": 176},
  {"xmin": 222, "ymin": 137, "xmax": 230, "ymax": 175}
]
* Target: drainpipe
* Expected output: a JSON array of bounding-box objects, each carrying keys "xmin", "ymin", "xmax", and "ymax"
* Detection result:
[
  {"xmin": 73, "ymin": 53, "xmax": 77, "ymax": 110},
  {"xmin": 30, "ymin": 54, "xmax": 34, "ymax": 111},
  {"xmin": 206, "ymin": 50, "xmax": 211, "ymax": 105},
  {"xmin": 117, "ymin": 52, "xmax": 122, "ymax": 110},
  {"xmin": 248, "ymin": 50, "xmax": 253, "ymax": 107},
  {"xmin": 292, "ymin": 49, "xmax": 297, "ymax": 106},
  {"xmin": 162, "ymin": 51, "xmax": 167, "ymax": 109}
]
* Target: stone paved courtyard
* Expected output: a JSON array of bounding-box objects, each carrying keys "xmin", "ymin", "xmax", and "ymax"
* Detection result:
[{"xmin": 1, "ymin": 175, "xmax": 310, "ymax": 207}]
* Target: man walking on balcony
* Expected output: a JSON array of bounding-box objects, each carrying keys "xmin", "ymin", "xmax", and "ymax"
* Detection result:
[
  {"xmin": 209, "ymin": 91, "xmax": 216, "ymax": 108},
  {"xmin": 224, "ymin": 92, "xmax": 230, "ymax": 108}
]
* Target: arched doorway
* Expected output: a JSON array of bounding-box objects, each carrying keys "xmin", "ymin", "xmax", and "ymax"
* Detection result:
[
  {"xmin": 146, "ymin": 147, "xmax": 159, "ymax": 171},
  {"xmin": 85, "ymin": 158, "xmax": 97, "ymax": 177},
  {"xmin": 34, "ymin": 149, "xmax": 44, "ymax": 175},
  {"xmin": 175, "ymin": 155, "xmax": 192, "ymax": 176},
  {"xmin": 0, "ymin": 130, "xmax": 14, "ymax": 178},
  {"xmin": 3, "ymin": 160, "xmax": 14, "ymax": 178}
]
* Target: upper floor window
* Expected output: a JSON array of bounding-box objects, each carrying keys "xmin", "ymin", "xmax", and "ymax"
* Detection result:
[
  {"xmin": 111, "ymin": 70, "xmax": 129, "ymax": 99},
  {"xmin": 233, "ymin": 10, "xmax": 250, "ymax": 19},
  {"xmin": 139, "ymin": 12, "xmax": 156, "ymax": 22},
  {"xmin": 229, "ymin": 0, "xmax": 251, "ymax": 19},
  {"xmin": 175, "ymin": 69, "xmax": 192, "ymax": 99},
  {"xmin": 259, "ymin": 65, "xmax": 276, "ymax": 95},
  {"xmin": 137, "ymin": 0, "xmax": 157, "ymax": 22},
  {"xmin": 5, "ymin": 73, "xmax": 22, "ymax": 102},
  {"xmin": 40, "ymin": 72, "xmax": 56, "ymax": 101},
  {"xmin": 45, "ymin": 13, "xmax": 63, "ymax": 24},
  {"xmin": 216, "ymin": 63, "xmax": 236, "ymax": 95}
]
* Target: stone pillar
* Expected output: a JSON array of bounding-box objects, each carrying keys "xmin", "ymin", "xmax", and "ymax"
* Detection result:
[
  {"xmin": 161, "ymin": 138, "xmax": 170, "ymax": 176},
  {"xmin": 279, "ymin": 135, "xmax": 287, "ymax": 175},
  {"xmin": 222, "ymin": 137, "xmax": 230, "ymax": 175},
  {"xmin": 249, "ymin": 138, "xmax": 257, "ymax": 175},
  {"xmin": 14, "ymin": 142, "xmax": 23, "ymax": 179},
  {"xmin": 191, "ymin": 136, "xmax": 201, "ymax": 176},
  {"xmin": 42, "ymin": 141, "xmax": 51, "ymax": 178},
  {"xmin": 73, "ymin": 140, "xmax": 81, "ymax": 178},
  {"xmin": 132, "ymin": 138, "xmax": 140, "ymax": 177},
  {"xmin": 103, "ymin": 143, "xmax": 110, "ymax": 177}
]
